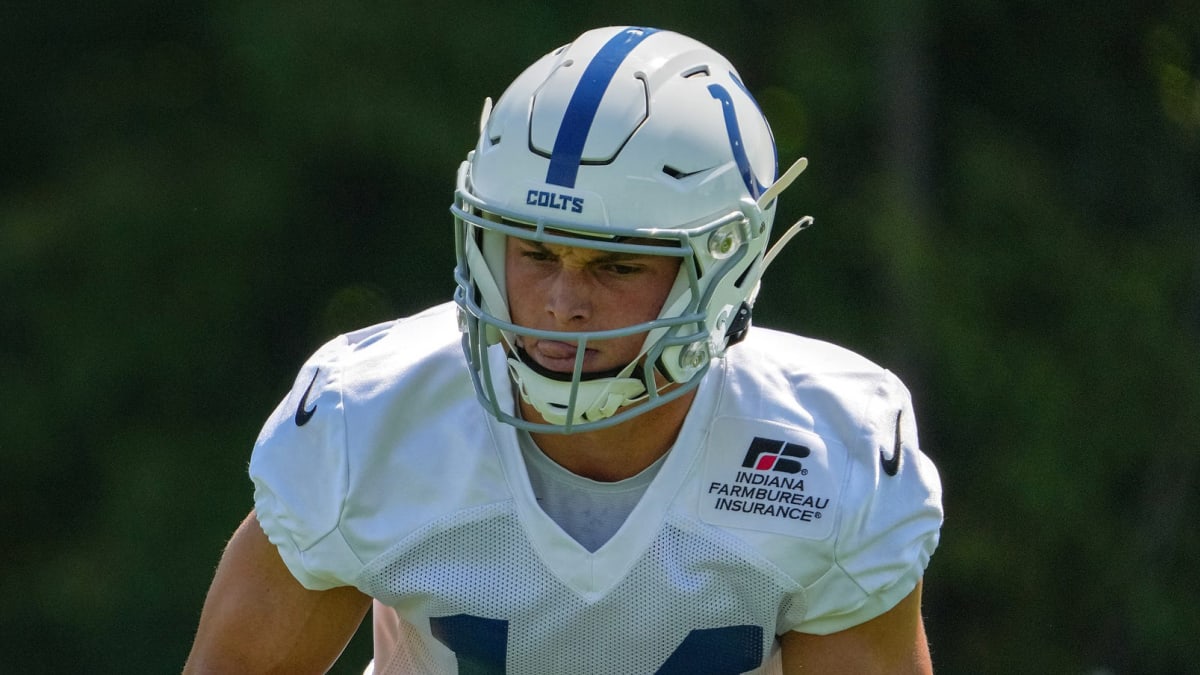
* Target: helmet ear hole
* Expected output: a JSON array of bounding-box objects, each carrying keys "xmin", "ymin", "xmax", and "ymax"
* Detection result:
[
  {"xmin": 733, "ymin": 253, "xmax": 762, "ymax": 289},
  {"xmin": 724, "ymin": 302, "xmax": 753, "ymax": 347}
]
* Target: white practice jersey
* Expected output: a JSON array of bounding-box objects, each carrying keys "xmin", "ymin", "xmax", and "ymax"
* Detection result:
[{"xmin": 250, "ymin": 302, "xmax": 942, "ymax": 675}]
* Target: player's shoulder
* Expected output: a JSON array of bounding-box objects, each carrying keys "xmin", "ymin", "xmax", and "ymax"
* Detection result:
[
  {"xmin": 319, "ymin": 301, "xmax": 461, "ymax": 363},
  {"xmin": 304, "ymin": 302, "xmax": 465, "ymax": 391},
  {"xmin": 249, "ymin": 302, "xmax": 487, "ymax": 584},
  {"xmin": 724, "ymin": 325, "xmax": 906, "ymax": 418},
  {"xmin": 712, "ymin": 324, "xmax": 933, "ymax": 502},
  {"xmin": 735, "ymin": 325, "xmax": 887, "ymax": 375},
  {"xmin": 698, "ymin": 326, "xmax": 941, "ymax": 633},
  {"xmin": 253, "ymin": 301, "xmax": 471, "ymax": 468}
]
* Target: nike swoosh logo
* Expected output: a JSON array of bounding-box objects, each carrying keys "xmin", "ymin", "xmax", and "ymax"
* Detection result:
[
  {"xmin": 294, "ymin": 369, "xmax": 319, "ymax": 426},
  {"xmin": 880, "ymin": 409, "xmax": 902, "ymax": 477}
]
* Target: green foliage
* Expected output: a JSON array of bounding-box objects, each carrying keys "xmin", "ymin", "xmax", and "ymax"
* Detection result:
[{"xmin": 3, "ymin": 1, "xmax": 1197, "ymax": 672}]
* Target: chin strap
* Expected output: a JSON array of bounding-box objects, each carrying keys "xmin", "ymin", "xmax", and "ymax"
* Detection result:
[
  {"xmin": 757, "ymin": 157, "xmax": 807, "ymax": 211},
  {"xmin": 762, "ymin": 214, "xmax": 814, "ymax": 272},
  {"xmin": 758, "ymin": 156, "xmax": 814, "ymax": 274},
  {"xmin": 742, "ymin": 157, "xmax": 816, "ymax": 308},
  {"xmin": 725, "ymin": 157, "xmax": 815, "ymax": 347},
  {"xmin": 507, "ymin": 357, "xmax": 648, "ymax": 426},
  {"xmin": 478, "ymin": 96, "xmax": 493, "ymax": 135}
]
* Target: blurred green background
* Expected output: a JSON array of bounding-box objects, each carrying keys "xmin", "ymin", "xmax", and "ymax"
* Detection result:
[{"xmin": 3, "ymin": 1, "xmax": 1197, "ymax": 673}]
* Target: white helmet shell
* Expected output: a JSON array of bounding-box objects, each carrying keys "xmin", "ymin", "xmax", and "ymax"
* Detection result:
[{"xmin": 453, "ymin": 26, "xmax": 803, "ymax": 433}]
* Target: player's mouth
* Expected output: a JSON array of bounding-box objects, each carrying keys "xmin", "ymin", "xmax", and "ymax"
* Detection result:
[{"xmin": 524, "ymin": 339, "xmax": 599, "ymax": 373}]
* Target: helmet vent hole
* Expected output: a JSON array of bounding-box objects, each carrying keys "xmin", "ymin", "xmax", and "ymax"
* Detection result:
[
  {"xmin": 733, "ymin": 253, "xmax": 762, "ymax": 288},
  {"xmin": 681, "ymin": 65, "xmax": 711, "ymax": 79},
  {"xmin": 662, "ymin": 165, "xmax": 687, "ymax": 179},
  {"xmin": 662, "ymin": 165, "xmax": 706, "ymax": 180}
]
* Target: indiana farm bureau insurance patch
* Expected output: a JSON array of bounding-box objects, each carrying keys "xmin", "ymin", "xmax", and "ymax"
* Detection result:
[{"xmin": 699, "ymin": 418, "xmax": 844, "ymax": 539}]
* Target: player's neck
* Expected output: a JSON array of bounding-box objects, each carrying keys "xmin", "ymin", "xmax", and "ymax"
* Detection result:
[{"xmin": 523, "ymin": 389, "xmax": 696, "ymax": 482}]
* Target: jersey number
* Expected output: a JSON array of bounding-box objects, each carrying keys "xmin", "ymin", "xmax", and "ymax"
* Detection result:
[{"xmin": 430, "ymin": 614, "xmax": 763, "ymax": 674}]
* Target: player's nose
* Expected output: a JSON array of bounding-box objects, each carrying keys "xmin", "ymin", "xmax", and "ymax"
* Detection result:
[{"xmin": 543, "ymin": 268, "xmax": 593, "ymax": 324}]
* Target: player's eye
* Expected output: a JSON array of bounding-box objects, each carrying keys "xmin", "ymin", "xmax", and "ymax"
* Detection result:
[
  {"xmin": 521, "ymin": 248, "xmax": 557, "ymax": 262},
  {"xmin": 603, "ymin": 263, "xmax": 640, "ymax": 275}
]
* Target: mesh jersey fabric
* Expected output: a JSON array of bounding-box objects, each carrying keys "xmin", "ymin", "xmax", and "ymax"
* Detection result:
[{"xmin": 249, "ymin": 302, "xmax": 943, "ymax": 673}]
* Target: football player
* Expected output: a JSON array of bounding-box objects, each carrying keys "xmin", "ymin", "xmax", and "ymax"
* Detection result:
[{"xmin": 185, "ymin": 26, "xmax": 942, "ymax": 674}]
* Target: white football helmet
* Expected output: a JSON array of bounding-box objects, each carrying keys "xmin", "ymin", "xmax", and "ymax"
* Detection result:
[{"xmin": 453, "ymin": 26, "xmax": 811, "ymax": 433}]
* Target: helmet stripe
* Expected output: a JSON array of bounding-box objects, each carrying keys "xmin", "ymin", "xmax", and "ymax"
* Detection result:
[
  {"xmin": 707, "ymin": 83, "xmax": 771, "ymax": 199},
  {"xmin": 545, "ymin": 27, "xmax": 658, "ymax": 188}
]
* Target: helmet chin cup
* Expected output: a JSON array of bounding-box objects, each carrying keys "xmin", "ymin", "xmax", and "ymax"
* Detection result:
[{"xmin": 507, "ymin": 358, "xmax": 648, "ymax": 426}]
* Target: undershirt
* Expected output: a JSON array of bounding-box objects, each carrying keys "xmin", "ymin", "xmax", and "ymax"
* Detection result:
[{"xmin": 517, "ymin": 430, "xmax": 666, "ymax": 552}]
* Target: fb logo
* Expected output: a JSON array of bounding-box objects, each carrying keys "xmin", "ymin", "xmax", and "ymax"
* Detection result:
[{"xmin": 741, "ymin": 437, "xmax": 810, "ymax": 474}]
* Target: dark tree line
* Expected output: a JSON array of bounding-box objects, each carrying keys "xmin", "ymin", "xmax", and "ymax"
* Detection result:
[{"xmin": 2, "ymin": 2, "xmax": 1197, "ymax": 672}]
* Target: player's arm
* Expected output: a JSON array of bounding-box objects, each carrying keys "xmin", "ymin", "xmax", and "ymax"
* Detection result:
[
  {"xmin": 779, "ymin": 579, "xmax": 931, "ymax": 674},
  {"xmin": 183, "ymin": 510, "xmax": 372, "ymax": 674}
]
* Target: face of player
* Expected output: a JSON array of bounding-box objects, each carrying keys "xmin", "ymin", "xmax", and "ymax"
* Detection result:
[{"xmin": 505, "ymin": 236, "xmax": 681, "ymax": 375}]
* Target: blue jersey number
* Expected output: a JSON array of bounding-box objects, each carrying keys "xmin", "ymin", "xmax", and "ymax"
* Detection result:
[{"xmin": 430, "ymin": 615, "xmax": 763, "ymax": 674}]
